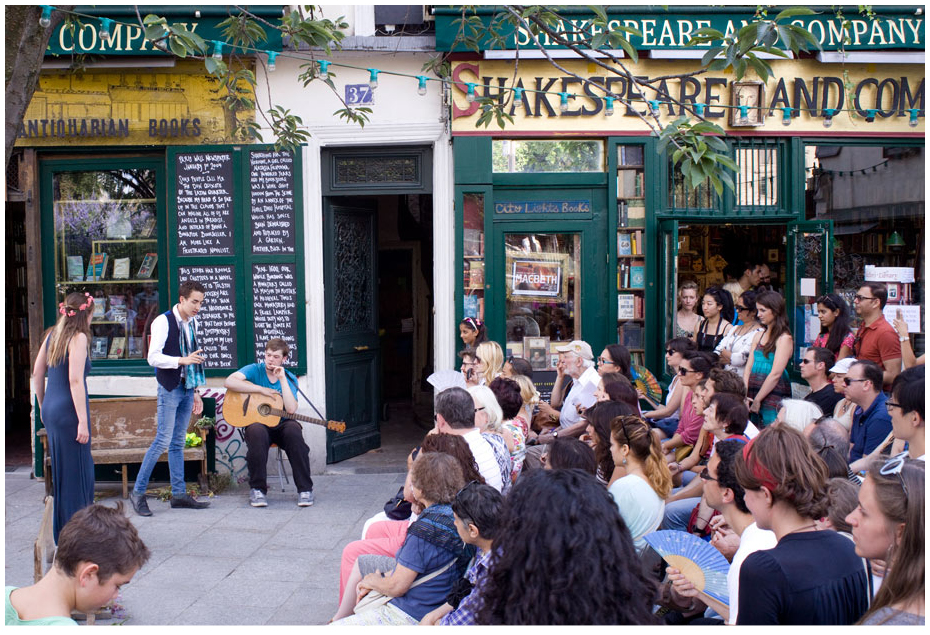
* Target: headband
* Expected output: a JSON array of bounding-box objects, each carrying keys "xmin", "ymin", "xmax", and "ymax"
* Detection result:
[
  {"xmin": 463, "ymin": 317, "xmax": 483, "ymax": 330},
  {"xmin": 741, "ymin": 436, "xmax": 779, "ymax": 494},
  {"xmin": 59, "ymin": 292, "xmax": 94, "ymax": 317}
]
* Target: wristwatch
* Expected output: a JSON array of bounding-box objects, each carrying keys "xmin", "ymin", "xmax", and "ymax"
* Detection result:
[
  {"xmin": 900, "ymin": 336, "xmax": 909, "ymax": 342},
  {"xmin": 552, "ymin": 429, "xmax": 559, "ymax": 438}
]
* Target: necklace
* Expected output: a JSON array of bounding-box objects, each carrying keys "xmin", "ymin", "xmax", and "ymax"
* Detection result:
[{"xmin": 785, "ymin": 522, "xmax": 818, "ymax": 536}]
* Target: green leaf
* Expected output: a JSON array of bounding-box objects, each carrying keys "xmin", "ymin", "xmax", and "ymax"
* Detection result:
[
  {"xmin": 168, "ymin": 36, "xmax": 187, "ymax": 58},
  {"xmin": 716, "ymin": 155, "xmax": 739, "ymax": 171},
  {"xmin": 618, "ymin": 37, "xmax": 639, "ymax": 63},
  {"xmin": 588, "ymin": 5, "xmax": 608, "ymax": 23},
  {"xmin": 775, "ymin": 7, "xmax": 816, "ymax": 22},
  {"xmin": 591, "ymin": 32, "xmax": 607, "ymax": 50},
  {"xmin": 701, "ymin": 46, "xmax": 725, "ymax": 66},
  {"xmin": 691, "ymin": 27, "xmax": 725, "ymax": 40}
]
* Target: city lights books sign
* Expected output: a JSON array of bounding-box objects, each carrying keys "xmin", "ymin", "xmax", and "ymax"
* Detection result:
[{"xmin": 509, "ymin": 255, "xmax": 567, "ymax": 302}]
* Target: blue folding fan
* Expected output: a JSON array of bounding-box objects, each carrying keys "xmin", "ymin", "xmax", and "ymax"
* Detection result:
[{"xmin": 644, "ymin": 530, "xmax": 731, "ymax": 605}]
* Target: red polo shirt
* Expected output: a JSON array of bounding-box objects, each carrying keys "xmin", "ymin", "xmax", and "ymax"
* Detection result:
[{"xmin": 854, "ymin": 315, "xmax": 901, "ymax": 386}]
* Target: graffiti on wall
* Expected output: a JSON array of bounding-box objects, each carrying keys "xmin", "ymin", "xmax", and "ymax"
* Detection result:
[{"xmin": 202, "ymin": 387, "xmax": 249, "ymax": 484}]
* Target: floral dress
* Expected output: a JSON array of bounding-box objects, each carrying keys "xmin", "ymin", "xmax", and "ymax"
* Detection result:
[{"xmin": 503, "ymin": 415, "xmax": 528, "ymax": 481}]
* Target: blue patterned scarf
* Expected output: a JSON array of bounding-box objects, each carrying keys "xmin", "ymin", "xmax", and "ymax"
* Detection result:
[{"xmin": 407, "ymin": 503, "xmax": 475, "ymax": 575}]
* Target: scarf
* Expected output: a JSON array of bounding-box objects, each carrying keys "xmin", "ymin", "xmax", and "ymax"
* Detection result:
[
  {"xmin": 179, "ymin": 318, "xmax": 205, "ymax": 389},
  {"xmin": 407, "ymin": 503, "xmax": 475, "ymax": 575}
]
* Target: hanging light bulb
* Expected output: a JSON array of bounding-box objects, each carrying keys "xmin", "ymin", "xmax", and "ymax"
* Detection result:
[
  {"xmin": 694, "ymin": 103, "xmax": 705, "ymax": 117},
  {"xmin": 99, "ymin": 18, "xmax": 113, "ymax": 41},
  {"xmin": 648, "ymin": 100, "xmax": 660, "ymax": 116},
  {"xmin": 604, "ymin": 97, "xmax": 615, "ymax": 116},
  {"xmin": 39, "ymin": 5, "xmax": 52, "ymax": 28},
  {"xmin": 738, "ymin": 105, "xmax": 749, "ymax": 120},
  {"xmin": 513, "ymin": 87, "xmax": 524, "ymax": 103},
  {"xmin": 416, "ymin": 75, "xmax": 428, "ymax": 96},
  {"xmin": 822, "ymin": 108, "xmax": 835, "ymax": 128},
  {"xmin": 559, "ymin": 92, "xmax": 570, "ymax": 113},
  {"xmin": 781, "ymin": 107, "xmax": 792, "ymax": 126},
  {"xmin": 864, "ymin": 109, "xmax": 876, "ymax": 123},
  {"xmin": 318, "ymin": 60, "xmax": 330, "ymax": 80},
  {"xmin": 368, "ymin": 69, "xmax": 380, "ymax": 89},
  {"xmin": 465, "ymin": 82, "xmax": 476, "ymax": 103},
  {"xmin": 266, "ymin": 51, "xmax": 277, "ymax": 72},
  {"xmin": 908, "ymin": 108, "xmax": 920, "ymax": 127},
  {"xmin": 212, "ymin": 41, "xmax": 224, "ymax": 60}
]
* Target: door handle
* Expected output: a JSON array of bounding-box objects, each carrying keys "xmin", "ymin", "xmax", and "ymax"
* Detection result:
[{"xmin": 354, "ymin": 345, "xmax": 370, "ymax": 352}]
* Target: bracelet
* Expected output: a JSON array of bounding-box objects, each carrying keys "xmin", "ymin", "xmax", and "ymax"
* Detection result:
[{"xmin": 900, "ymin": 336, "xmax": 909, "ymax": 342}]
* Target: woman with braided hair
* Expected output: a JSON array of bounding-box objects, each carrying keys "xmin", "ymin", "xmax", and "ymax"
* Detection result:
[
  {"xmin": 31, "ymin": 292, "xmax": 96, "ymax": 541},
  {"xmin": 475, "ymin": 469, "xmax": 659, "ymax": 625}
]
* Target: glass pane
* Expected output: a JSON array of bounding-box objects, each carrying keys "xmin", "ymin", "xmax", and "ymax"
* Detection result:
[
  {"xmin": 793, "ymin": 225, "xmax": 828, "ymax": 366},
  {"xmin": 736, "ymin": 144, "xmax": 779, "ymax": 207},
  {"xmin": 504, "ymin": 233, "xmax": 580, "ymax": 367},
  {"xmin": 53, "ymin": 169, "xmax": 159, "ymax": 360},
  {"xmin": 669, "ymin": 163, "xmax": 716, "ymax": 209},
  {"xmin": 493, "ymin": 139, "xmax": 604, "ymax": 173},
  {"xmin": 463, "ymin": 193, "xmax": 485, "ymax": 322}
]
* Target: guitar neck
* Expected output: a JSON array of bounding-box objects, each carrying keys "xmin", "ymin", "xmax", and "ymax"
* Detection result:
[{"xmin": 266, "ymin": 408, "xmax": 327, "ymax": 427}]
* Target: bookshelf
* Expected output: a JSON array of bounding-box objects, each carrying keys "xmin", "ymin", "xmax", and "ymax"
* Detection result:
[
  {"xmin": 616, "ymin": 145, "xmax": 646, "ymax": 364},
  {"xmin": 462, "ymin": 193, "xmax": 486, "ymax": 322},
  {"xmin": 6, "ymin": 204, "xmax": 31, "ymax": 423}
]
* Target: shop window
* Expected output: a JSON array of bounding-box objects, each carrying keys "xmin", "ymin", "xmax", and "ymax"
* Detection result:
[
  {"xmin": 492, "ymin": 139, "xmax": 604, "ymax": 173},
  {"xmin": 503, "ymin": 233, "xmax": 580, "ymax": 368},
  {"xmin": 463, "ymin": 193, "xmax": 486, "ymax": 322},
  {"xmin": 735, "ymin": 143, "xmax": 779, "ymax": 208},
  {"xmin": 669, "ymin": 163, "xmax": 717, "ymax": 209},
  {"xmin": 805, "ymin": 144, "xmax": 925, "ymax": 357},
  {"xmin": 52, "ymin": 168, "xmax": 160, "ymax": 361},
  {"xmin": 617, "ymin": 144, "xmax": 646, "ymax": 366}
]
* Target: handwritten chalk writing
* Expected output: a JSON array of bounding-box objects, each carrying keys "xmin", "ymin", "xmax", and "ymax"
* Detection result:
[
  {"xmin": 250, "ymin": 150, "xmax": 296, "ymax": 254},
  {"xmin": 178, "ymin": 265, "xmax": 238, "ymax": 369},
  {"xmin": 176, "ymin": 152, "xmax": 235, "ymax": 256},
  {"xmin": 252, "ymin": 263, "xmax": 299, "ymax": 366}
]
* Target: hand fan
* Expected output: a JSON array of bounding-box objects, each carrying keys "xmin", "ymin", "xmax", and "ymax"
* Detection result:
[
  {"xmin": 644, "ymin": 530, "xmax": 730, "ymax": 605},
  {"xmin": 427, "ymin": 369, "xmax": 466, "ymax": 393},
  {"xmin": 632, "ymin": 364, "xmax": 662, "ymax": 403}
]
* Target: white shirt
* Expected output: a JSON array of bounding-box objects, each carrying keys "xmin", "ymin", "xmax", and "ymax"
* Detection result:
[
  {"xmin": 147, "ymin": 305, "xmax": 197, "ymax": 369},
  {"xmin": 462, "ymin": 429, "xmax": 504, "ymax": 492},
  {"xmin": 559, "ymin": 365, "xmax": 599, "ymax": 429},
  {"xmin": 728, "ymin": 521, "xmax": 777, "ymax": 624},
  {"xmin": 744, "ymin": 421, "xmax": 760, "ymax": 439}
]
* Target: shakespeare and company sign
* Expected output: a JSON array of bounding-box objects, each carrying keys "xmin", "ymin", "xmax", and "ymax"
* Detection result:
[{"xmin": 450, "ymin": 59, "xmax": 924, "ymax": 135}]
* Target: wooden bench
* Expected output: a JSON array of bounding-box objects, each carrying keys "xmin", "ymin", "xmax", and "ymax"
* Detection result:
[{"xmin": 37, "ymin": 397, "xmax": 209, "ymax": 499}]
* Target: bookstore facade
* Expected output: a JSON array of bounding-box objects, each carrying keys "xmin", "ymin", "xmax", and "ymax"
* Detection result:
[{"xmin": 440, "ymin": 6, "xmax": 925, "ymax": 382}]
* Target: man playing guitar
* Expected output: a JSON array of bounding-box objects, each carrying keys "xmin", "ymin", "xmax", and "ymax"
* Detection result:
[{"xmin": 224, "ymin": 338, "xmax": 314, "ymax": 508}]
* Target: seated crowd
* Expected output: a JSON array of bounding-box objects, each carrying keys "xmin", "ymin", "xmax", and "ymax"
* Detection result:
[{"xmin": 331, "ymin": 334, "xmax": 925, "ymax": 625}]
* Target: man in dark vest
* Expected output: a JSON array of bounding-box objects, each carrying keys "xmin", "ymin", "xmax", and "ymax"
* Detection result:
[
  {"xmin": 131, "ymin": 279, "xmax": 210, "ymax": 516},
  {"xmin": 224, "ymin": 338, "xmax": 314, "ymax": 507}
]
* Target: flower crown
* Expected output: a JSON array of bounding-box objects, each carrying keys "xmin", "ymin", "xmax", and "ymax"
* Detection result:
[{"xmin": 59, "ymin": 292, "xmax": 94, "ymax": 318}]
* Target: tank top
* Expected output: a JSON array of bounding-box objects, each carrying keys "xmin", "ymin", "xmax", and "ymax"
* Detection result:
[{"xmin": 696, "ymin": 318, "xmax": 726, "ymax": 352}]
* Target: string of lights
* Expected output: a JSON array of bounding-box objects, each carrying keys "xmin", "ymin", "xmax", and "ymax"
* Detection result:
[{"xmin": 42, "ymin": 5, "xmax": 923, "ymax": 128}]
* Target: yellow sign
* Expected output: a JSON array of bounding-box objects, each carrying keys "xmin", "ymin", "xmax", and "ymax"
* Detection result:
[
  {"xmin": 15, "ymin": 59, "xmax": 255, "ymax": 146},
  {"xmin": 451, "ymin": 59, "xmax": 924, "ymax": 135}
]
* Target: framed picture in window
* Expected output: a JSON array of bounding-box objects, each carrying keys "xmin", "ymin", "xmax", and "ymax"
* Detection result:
[{"xmin": 524, "ymin": 336, "xmax": 550, "ymax": 370}]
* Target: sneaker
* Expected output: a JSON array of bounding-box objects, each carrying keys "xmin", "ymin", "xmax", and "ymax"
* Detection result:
[
  {"xmin": 130, "ymin": 493, "xmax": 152, "ymax": 517},
  {"xmin": 170, "ymin": 493, "xmax": 210, "ymax": 509},
  {"xmin": 297, "ymin": 491, "xmax": 314, "ymax": 507},
  {"xmin": 250, "ymin": 489, "xmax": 268, "ymax": 507}
]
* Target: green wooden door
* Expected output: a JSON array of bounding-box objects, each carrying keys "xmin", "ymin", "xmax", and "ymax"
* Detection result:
[
  {"xmin": 787, "ymin": 219, "xmax": 834, "ymax": 368},
  {"xmin": 323, "ymin": 199, "xmax": 381, "ymax": 463},
  {"xmin": 657, "ymin": 219, "xmax": 680, "ymax": 381}
]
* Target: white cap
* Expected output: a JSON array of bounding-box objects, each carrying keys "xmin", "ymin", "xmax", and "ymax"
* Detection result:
[
  {"xmin": 555, "ymin": 340, "xmax": 594, "ymax": 361},
  {"xmin": 829, "ymin": 357, "xmax": 858, "ymax": 374}
]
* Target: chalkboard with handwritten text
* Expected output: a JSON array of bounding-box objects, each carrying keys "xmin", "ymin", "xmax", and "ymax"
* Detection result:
[
  {"xmin": 250, "ymin": 150, "xmax": 296, "ymax": 254},
  {"xmin": 178, "ymin": 265, "xmax": 238, "ymax": 369},
  {"xmin": 176, "ymin": 152, "xmax": 235, "ymax": 256},
  {"xmin": 252, "ymin": 263, "xmax": 299, "ymax": 366}
]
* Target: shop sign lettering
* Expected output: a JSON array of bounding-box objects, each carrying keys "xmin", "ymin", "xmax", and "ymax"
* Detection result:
[
  {"xmin": 495, "ymin": 200, "xmax": 591, "ymax": 214},
  {"xmin": 453, "ymin": 63, "xmax": 925, "ymax": 122},
  {"xmin": 16, "ymin": 118, "xmax": 202, "ymax": 139}
]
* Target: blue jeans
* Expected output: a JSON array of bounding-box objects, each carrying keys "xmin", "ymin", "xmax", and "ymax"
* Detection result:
[
  {"xmin": 133, "ymin": 383, "xmax": 194, "ymax": 496},
  {"xmin": 662, "ymin": 495, "xmax": 701, "ymax": 532}
]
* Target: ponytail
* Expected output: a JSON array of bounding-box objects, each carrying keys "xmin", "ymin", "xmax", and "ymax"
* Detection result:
[{"xmin": 611, "ymin": 416, "xmax": 673, "ymax": 498}]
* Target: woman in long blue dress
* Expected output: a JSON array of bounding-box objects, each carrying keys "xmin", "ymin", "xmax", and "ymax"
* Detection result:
[{"xmin": 31, "ymin": 292, "xmax": 95, "ymax": 542}]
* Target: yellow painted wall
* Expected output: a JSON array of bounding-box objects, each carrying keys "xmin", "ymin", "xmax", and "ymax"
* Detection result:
[{"xmin": 15, "ymin": 59, "xmax": 255, "ymax": 146}]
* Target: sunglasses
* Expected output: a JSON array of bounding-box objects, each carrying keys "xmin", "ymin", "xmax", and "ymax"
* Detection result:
[
  {"xmin": 735, "ymin": 305, "xmax": 748, "ymax": 311},
  {"xmin": 678, "ymin": 367, "xmax": 698, "ymax": 375},
  {"xmin": 843, "ymin": 377, "xmax": 868, "ymax": 386},
  {"xmin": 665, "ymin": 349, "xmax": 675, "ymax": 356},
  {"xmin": 699, "ymin": 467, "xmax": 717, "ymax": 482},
  {"xmin": 879, "ymin": 453, "xmax": 910, "ymax": 498},
  {"xmin": 453, "ymin": 480, "xmax": 481, "ymax": 522},
  {"xmin": 474, "ymin": 406, "xmax": 485, "ymax": 413},
  {"xmin": 799, "ymin": 358, "xmax": 814, "ymax": 365}
]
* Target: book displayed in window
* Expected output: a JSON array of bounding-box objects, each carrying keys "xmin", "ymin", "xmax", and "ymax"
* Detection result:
[
  {"xmin": 85, "ymin": 253, "xmax": 109, "ymax": 281},
  {"xmin": 91, "ymin": 336, "xmax": 109, "ymax": 359},
  {"xmin": 127, "ymin": 336, "xmax": 145, "ymax": 359},
  {"xmin": 108, "ymin": 337, "xmax": 126, "ymax": 359},
  {"xmin": 112, "ymin": 257, "xmax": 131, "ymax": 280},
  {"xmin": 92, "ymin": 298, "xmax": 106, "ymax": 320},
  {"xmin": 137, "ymin": 253, "xmax": 158, "ymax": 279},
  {"xmin": 467, "ymin": 260, "xmax": 485, "ymax": 290},
  {"xmin": 67, "ymin": 256, "xmax": 84, "ymax": 282}
]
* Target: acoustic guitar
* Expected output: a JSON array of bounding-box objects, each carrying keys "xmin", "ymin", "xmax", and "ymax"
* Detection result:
[{"xmin": 223, "ymin": 390, "xmax": 346, "ymax": 433}]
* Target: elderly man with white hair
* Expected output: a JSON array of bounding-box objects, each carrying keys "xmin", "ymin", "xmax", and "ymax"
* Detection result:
[{"xmin": 522, "ymin": 340, "xmax": 600, "ymax": 471}]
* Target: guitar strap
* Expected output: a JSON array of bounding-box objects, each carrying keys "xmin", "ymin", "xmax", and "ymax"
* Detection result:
[{"xmin": 284, "ymin": 369, "xmax": 328, "ymax": 423}]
